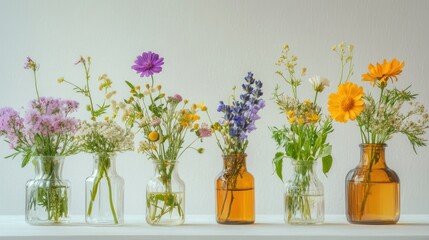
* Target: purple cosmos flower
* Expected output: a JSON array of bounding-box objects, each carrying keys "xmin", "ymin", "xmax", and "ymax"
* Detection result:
[{"xmin": 132, "ymin": 51, "xmax": 164, "ymax": 77}]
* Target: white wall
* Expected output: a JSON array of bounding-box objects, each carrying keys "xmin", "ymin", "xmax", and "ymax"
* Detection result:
[{"xmin": 1, "ymin": 0, "xmax": 428, "ymax": 216}]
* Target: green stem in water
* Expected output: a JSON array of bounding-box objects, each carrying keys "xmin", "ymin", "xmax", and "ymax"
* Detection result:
[
  {"xmin": 105, "ymin": 170, "xmax": 119, "ymax": 224},
  {"xmin": 87, "ymin": 157, "xmax": 119, "ymax": 224}
]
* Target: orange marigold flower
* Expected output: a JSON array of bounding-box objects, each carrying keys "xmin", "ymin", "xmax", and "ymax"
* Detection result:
[
  {"xmin": 148, "ymin": 131, "xmax": 159, "ymax": 141},
  {"xmin": 328, "ymin": 82, "xmax": 365, "ymax": 123},
  {"xmin": 362, "ymin": 58, "xmax": 404, "ymax": 87}
]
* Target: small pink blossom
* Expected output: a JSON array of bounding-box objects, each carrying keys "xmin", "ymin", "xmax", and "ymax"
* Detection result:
[{"xmin": 198, "ymin": 124, "xmax": 212, "ymax": 138}]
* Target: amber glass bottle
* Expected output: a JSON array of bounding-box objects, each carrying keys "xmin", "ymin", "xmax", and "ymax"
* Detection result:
[
  {"xmin": 346, "ymin": 144, "xmax": 400, "ymax": 224},
  {"xmin": 216, "ymin": 154, "xmax": 255, "ymax": 224}
]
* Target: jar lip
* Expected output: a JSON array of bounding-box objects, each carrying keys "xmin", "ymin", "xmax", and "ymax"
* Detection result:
[
  {"xmin": 152, "ymin": 159, "xmax": 180, "ymax": 165},
  {"xmin": 34, "ymin": 155, "xmax": 66, "ymax": 159},
  {"xmin": 290, "ymin": 160, "xmax": 317, "ymax": 165},
  {"xmin": 94, "ymin": 152, "xmax": 117, "ymax": 157},
  {"xmin": 222, "ymin": 153, "xmax": 247, "ymax": 158},
  {"xmin": 359, "ymin": 143, "xmax": 387, "ymax": 148}
]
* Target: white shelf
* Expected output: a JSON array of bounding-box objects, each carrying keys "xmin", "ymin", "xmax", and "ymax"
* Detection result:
[{"xmin": 1, "ymin": 215, "xmax": 429, "ymax": 240}]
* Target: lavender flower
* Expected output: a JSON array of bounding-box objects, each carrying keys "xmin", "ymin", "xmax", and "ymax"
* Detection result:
[
  {"xmin": 132, "ymin": 51, "xmax": 164, "ymax": 77},
  {"xmin": 216, "ymin": 72, "xmax": 265, "ymax": 154}
]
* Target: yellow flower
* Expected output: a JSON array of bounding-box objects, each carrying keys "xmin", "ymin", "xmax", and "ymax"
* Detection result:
[
  {"xmin": 57, "ymin": 77, "xmax": 65, "ymax": 83},
  {"xmin": 196, "ymin": 101, "xmax": 206, "ymax": 110},
  {"xmin": 180, "ymin": 121, "xmax": 189, "ymax": 127},
  {"xmin": 192, "ymin": 114, "xmax": 200, "ymax": 121},
  {"xmin": 183, "ymin": 114, "xmax": 193, "ymax": 121},
  {"xmin": 303, "ymin": 100, "xmax": 311, "ymax": 105},
  {"xmin": 288, "ymin": 116, "xmax": 296, "ymax": 123},
  {"xmin": 362, "ymin": 58, "xmax": 405, "ymax": 87},
  {"xmin": 201, "ymin": 106, "xmax": 208, "ymax": 111},
  {"xmin": 328, "ymin": 82, "xmax": 365, "ymax": 123},
  {"xmin": 287, "ymin": 110, "xmax": 295, "ymax": 117},
  {"xmin": 193, "ymin": 123, "xmax": 199, "ymax": 130},
  {"xmin": 307, "ymin": 113, "xmax": 320, "ymax": 123},
  {"xmin": 104, "ymin": 116, "xmax": 109, "ymax": 121},
  {"xmin": 297, "ymin": 118, "xmax": 305, "ymax": 124},
  {"xmin": 135, "ymin": 85, "xmax": 141, "ymax": 91},
  {"xmin": 148, "ymin": 131, "xmax": 159, "ymax": 141}
]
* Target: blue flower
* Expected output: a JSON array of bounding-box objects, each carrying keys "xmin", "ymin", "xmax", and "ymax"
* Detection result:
[{"xmin": 217, "ymin": 72, "xmax": 265, "ymax": 146}]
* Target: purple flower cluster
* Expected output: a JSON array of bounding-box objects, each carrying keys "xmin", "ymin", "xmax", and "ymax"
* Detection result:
[
  {"xmin": 0, "ymin": 108, "xmax": 24, "ymax": 148},
  {"xmin": 25, "ymin": 97, "xmax": 80, "ymax": 139},
  {"xmin": 217, "ymin": 72, "xmax": 265, "ymax": 140},
  {"xmin": 0, "ymin": 97, "xmax": 80, "ymax": 149}
]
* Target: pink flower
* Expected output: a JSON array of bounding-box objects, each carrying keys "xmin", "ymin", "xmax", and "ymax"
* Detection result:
[
  {"xmin": 168, "ymin": 94, "xmax": 183, "ymax": 103},
  {"xmin": 151, "ymin": 118, "xmax": 161, "ymax": 126},
  {"xmin": 198, "ymin": 124, "xmax": 212, "ymax": 138}
]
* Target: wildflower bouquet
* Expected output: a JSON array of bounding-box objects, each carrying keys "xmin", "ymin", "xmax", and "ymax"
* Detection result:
[
  {"xmin": 212, "ymin": 72, "xmax": 265, "ymax": 224},
  {"xmin": 0, "ymin": 58, "xmax": 80, "ymax": 223},
  {"xmin": 271, "ymin": 45, "xmax": 333, "ymax": 223},
  {"xmin": 123, "ymin": 51, "xmax": 211, "ymax": 225},
  {"xmin": 60, "ymin": 56, "xmax": 134, "ymax": 224},
  {"xmin": 329, "ymin": 43, "xmax": 428, "ymax": 223}
]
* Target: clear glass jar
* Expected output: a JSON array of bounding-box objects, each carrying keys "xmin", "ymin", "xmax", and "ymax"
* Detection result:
[
  {"xmin": 285, "ymin": 160, "xmax": 324, "ymax": 224},
  {"xmin": 216, "ymin": 154, "xmax": 255, "ymax": 224},
  {"xmin": 25, "ymin": 156, "xmax": 71, "ymax": 225},
  {"xmin": 346, "ymin": 144, "xmax": 400, "ymax": 224},
  {"xmin": 146, "ymin": 160, "xmax": 185, "ymax": 225},
  {"xmin": 85, "ymin": 153, "xmax": 124, "ymax": 225}
]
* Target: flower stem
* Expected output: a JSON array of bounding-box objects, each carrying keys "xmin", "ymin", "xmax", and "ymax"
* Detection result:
[
  {"xmin": 105, "ymin": 170, "xmax": 119, "ymax": 224},
  {"xmin": 33, "ymin": 69, "xmax": 40, "ymax": 102}
]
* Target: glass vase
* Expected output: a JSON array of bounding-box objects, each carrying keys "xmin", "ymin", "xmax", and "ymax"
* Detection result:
[
  {"xmin": 216, "ymin": 154, "xmax": 255, "ymax": 224},
  {"xmin": 346, "ymin": 144, "xmax": 400, "ymax": 224},
  {"xmin": 25, "ymin": 156, "xmax": 71, "ymax": 225},
  {"xmin": 284, "ymin": 160, "xmax": 324, "ymax": 224},
  {"xmin": 85, "ymin": 153, "xmax": 124, "ymax": 225},
  {"xmin": 146, "ymin": 160, "xmax": 185, "ymax": 225}
]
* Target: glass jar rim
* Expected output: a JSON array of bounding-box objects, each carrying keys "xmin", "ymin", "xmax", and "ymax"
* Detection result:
[{"xmin": 359, "ymin": 143, "xmax": 387, "ymax": 148}]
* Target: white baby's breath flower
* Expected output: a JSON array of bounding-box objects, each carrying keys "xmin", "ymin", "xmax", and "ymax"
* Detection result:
[{"xmin": 309, "ymin": 75, "xmax": 330, "ymax": 92}]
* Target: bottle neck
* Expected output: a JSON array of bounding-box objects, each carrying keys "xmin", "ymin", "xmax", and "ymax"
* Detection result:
[
  {"xmin": 359, "ymin": 144, "xmax": 387, "ymax": 169},
  {"xmin": 93, "ymin": 153, "xmax": 118, "ymax": 176},
  {"xmin": 223, "ymin": 154, "xmax": 247, "ymax": 172},
  {"xmin": 292, "ymin": 161, "xmax": 316, "ymax": 174},
  {"xmin": 35, "ymin": 156, "xmax": 65, "ymax": 179},
  {"xmin": 153, "ymin": 160, "xmax": 179, "ymax": 178}
]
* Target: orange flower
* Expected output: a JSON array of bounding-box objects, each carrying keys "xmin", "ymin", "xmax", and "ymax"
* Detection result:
[
  {"xmin": 148, "ymin": 131, "xmax": 159, "ymax": 141},
  {"xmin": 362, "ymin": 58, "xmax": 404, "ymax": 87},
  {"xmin": 328, "ymin": 82, "xmax": 365, "ymax": 123}
]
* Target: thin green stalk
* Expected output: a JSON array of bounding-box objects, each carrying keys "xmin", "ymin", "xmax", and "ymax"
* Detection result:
[
  {"xmin": 33, "ymin": 70, "xmax": 40, "ymax": 101},
  {"xmin": 105, "ymin": 170, "xmax": 119, "ymax": 224}
]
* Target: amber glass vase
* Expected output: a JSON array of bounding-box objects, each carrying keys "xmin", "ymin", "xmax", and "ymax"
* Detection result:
[
  {"xmin": 216, "ymin": 154, "xmax": 254, "ymax": 224},
  {"xmin": 346, "ymin": 144, "xmax": 400, "ymax": 224}
]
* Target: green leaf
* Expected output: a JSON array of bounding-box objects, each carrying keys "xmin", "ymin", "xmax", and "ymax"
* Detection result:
[
  {"xmin": 273, "ymin": 152, "xmax": 284, "ymax": 181},
  {"xmin": 322, "ymin": 155, "xmax": 333, "ymax": 176},
  {"xmin": 320, "ymin": 145, "xmax": 332, "ymax": 158},
  {"xmin": 21, "ymin": 152, "xmax": 32, "ymax": 168},
  {"xmin": 125, "ymin": 80, "xmax": 135, "ymax": 90}
]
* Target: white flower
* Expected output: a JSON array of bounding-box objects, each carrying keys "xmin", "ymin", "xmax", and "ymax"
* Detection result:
[
  {"xmin": 309, "ymin": 75, "xmax": 330, "ymax": 92},
  {"xmin": 75, "ymin": 121, "xmax": 134, "ymax": 152}
]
